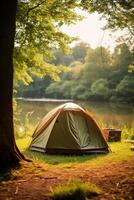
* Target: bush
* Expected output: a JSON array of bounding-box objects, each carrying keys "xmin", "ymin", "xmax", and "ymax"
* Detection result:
[
  {"xmin": 90, "ymin": 78, "xmax": 111, "ymax": 101},
  {"xmin": 112, "ymin": 75, "xmax": 134, "ymax": 103}
]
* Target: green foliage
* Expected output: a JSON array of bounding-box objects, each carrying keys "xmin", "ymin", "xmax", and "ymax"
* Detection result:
[
  {"xmin": 14, "ymin": 1, "xmax": 134, "ymax": 102},
  {"xmin": 45, "ymin": 82, "xmax": 63, "ymax": 99},
  {"xmin": 51, "ymin": 50, "xmax": 74, "ymax": 66},
  {"xmin": 14, "ymin": 47, "xmax": 68, "ymax": 86},
  {"xmin": 71, "ymin": 84, "xmax": 89, "ymax": 100},
  {"xmin": 80, "ymin": 47, "xmax": 111, "ymax": 88},
  {"xmin": 116, "ymin": 75, "xmax": 134, "ymax": 101},
  {"xmin": 81, "ymin": 0, "xmax": 134, "ymax": 28},
  {"xmin": 85, "ymin": 47, "xmax": 111, "ymax": 68},
  {"xmin": 16, "ymin": 76, "xmax": 51, "ymax": 97},
  {"xmin": 81, "ymin": 0, "xmax": 134, "ymax": 48},
  {"xmin": 51, "ymin": 42, "xmax": 89, "ymax": 67},
  {"xmin": 14, "ymin": 0, "xmax": 86, "ymax": 86},
  {"xmin": 60, "ymin": 81, "xmax": 75, "ymax": 99},
  {"xmin": 90, "ymin": 79, "xmax": 111, "ymax": 101},
  {"xmin": 16, "ymin": 42, "xmax": 134, "ymax": 103},
  {"xmin": 50, "ymin": 179, "xmax": 102, "ymax": 200},
  {"xmin": 17, "ymin": 0, "xmax": 82, "ymax": 51},
  {"xmin": 122, "ymin": 124, "xmax": 134, "ymax": 140},
  {"xmin": 72, "ymin": 42, "xmax": 90, "ymax": 63},
  {"xmin": 112, "ymin": 44, "xmax": 133, "ymax": 68}
]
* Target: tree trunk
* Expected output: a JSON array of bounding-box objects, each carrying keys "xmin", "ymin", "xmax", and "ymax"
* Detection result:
[{"xmin": 0, "ymin": 0, "xmax": 28, "ymax": 172}]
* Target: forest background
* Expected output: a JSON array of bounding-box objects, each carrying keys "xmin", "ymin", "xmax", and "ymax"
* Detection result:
[{"xmin": 16, "ymin": 42, "xmax": 134, "ymax": 103}]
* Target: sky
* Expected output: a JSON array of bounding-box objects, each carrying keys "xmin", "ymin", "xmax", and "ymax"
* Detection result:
[{"xmin": 62, "ymin": 11, "xmax": 122, "ymax": 51}]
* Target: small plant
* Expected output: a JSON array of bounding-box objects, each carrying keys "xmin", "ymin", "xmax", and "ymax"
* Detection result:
[
  {"xmin": 122, "ymin": 124, "xmax": 134, "ymax": 140},
  {"xmin": 50, "ymin": 179, "xmax": 102, "ymax": 200}
]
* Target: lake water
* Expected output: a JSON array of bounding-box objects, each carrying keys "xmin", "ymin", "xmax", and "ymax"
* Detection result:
[{"xmin": 17, "ymin": 99, "xmax": 134, "ymax": 130}]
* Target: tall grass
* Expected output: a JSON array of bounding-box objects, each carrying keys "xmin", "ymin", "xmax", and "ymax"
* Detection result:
[
  {"xmin": 50, "ymin": 179, "xmax": 102, "ymax": 200},
  {"xmin": 122, "ymin": 123, "xmax": 134, "ymax": 140}
]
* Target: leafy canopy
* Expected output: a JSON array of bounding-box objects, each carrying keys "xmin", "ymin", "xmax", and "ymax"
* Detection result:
[
  {"xmin": 15, "ymin": 1, "xmax": 134, "ymax": 86},
  {"xmin": 81, "ymin": 0, "xmax": 134, "ymax": 49},
  {"xmin": 15, "ymin": 0, "xmax": 84, "ymax": 85}
]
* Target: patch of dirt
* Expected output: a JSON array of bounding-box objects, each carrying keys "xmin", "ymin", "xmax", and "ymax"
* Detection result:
[{"xmin": 0, "ymin": 158, "xmax": 134, "ymax": 200}]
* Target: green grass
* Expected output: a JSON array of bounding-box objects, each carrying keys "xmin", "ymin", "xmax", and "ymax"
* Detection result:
[
  {"xmin": 49, "ymin": 179, "xmax": 102, "ymax": 200},
  {"xmin": 15, "ymin": 124, "xmax": 134, "ymax": 167},
  {"xmin": 16, "ymin": 136, "xmax": 134, "ymax": 168},
  {"xmin": 16, "ymin": 136, "xmax": 31, "ymax": 152},
  {"xmin": 14, "ymin": 125, "xmax": 134, "ymax": 200}
]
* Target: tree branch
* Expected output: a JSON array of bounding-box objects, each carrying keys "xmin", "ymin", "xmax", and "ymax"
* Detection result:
[{"xmin": 27, "ymin": 0, "xmax": 46, "ymax": 15}]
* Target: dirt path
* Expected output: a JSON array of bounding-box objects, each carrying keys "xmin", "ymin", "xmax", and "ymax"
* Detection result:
[{"xmin": 0, "ymin": 158, "xmax": 134, "ymax": 200}]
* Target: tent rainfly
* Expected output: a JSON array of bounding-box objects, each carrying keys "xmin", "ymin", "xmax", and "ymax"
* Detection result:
[{"xmin": 29, "ymin": 103, "xmax": 110, "ymax": 154}]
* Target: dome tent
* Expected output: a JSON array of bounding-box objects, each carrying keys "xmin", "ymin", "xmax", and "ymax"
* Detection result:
[{"xmin": 29, "ymin": 103, "xmax": 110, "ymax": 154}]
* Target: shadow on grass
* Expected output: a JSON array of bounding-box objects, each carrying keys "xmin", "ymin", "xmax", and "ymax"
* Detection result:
[
  {"xmin": 24, "ymin": 149, "xmax": 108, "ymax": 165},
  {"xmin": 17, "ymin": 136, "xmax": 109, "ymax": 166}
]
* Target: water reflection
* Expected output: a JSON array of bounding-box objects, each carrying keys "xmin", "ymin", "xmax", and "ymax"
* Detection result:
[{"xmin": 17, "ymin": 100, "xmax": 134, "ymax": 129}]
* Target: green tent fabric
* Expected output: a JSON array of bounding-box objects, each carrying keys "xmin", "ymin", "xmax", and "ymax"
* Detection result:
[{"xmin": 29, "ymin": 103, "xmax": 110, "ymax": 154}]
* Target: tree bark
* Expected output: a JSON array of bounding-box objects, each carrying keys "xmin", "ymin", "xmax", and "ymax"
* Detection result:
[{"xmin": 0, "ymin": 0, "xmax": 28, "ymax": 172}]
